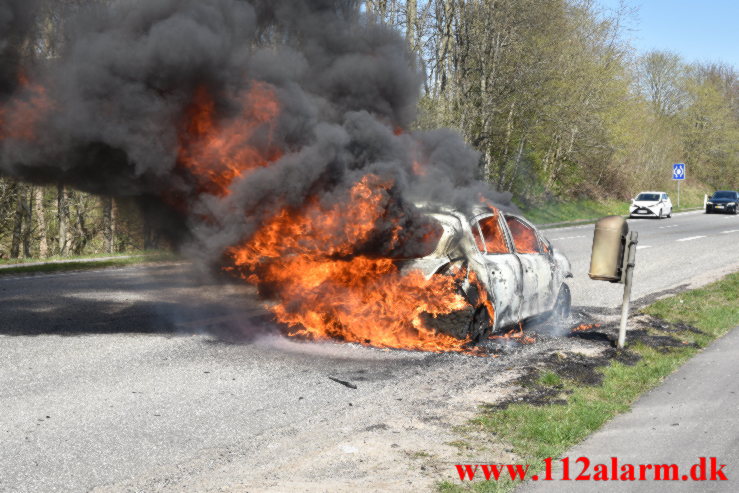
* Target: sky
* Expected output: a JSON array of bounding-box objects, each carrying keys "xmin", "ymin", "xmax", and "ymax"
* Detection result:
[{"xmin": 596, "ymin": 0, "xmax": 739, "ymax": 68}]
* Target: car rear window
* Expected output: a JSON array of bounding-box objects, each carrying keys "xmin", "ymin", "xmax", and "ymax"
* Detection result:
[
  {"xmin": 474, "ymin": 214, "xmax": 509, "ymax": 254},
  {"xmin": 382, "ymin": 216, "xmax": 445, "ymax": 259},
  {"xmin": 414, "ymin": 218, "xmax": 445, "ymax": 257},
  {"xmin": 505, "ymin": 216, "xmax": 542, "ymax": 254}
]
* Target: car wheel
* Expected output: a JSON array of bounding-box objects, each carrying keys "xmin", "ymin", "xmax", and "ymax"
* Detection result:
[
  {"xmin": 468, "ymin": 305, "xmax": 493, "ymax": 343},
  {"xmin": 667, "ymin": 208, "xmax": 672, "ymax": 218},
  {"xmin": 658, "ymin": 209, "xmax": 663, "ymax": 219},
  {"xmin": 548, "ymin": 284, "xmax": 571, "ymax": 326}
]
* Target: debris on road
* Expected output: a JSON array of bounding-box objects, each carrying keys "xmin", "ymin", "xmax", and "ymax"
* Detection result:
[{"xmin": 328, "ymin": 376, "xmax": 358, "ymax": 389}]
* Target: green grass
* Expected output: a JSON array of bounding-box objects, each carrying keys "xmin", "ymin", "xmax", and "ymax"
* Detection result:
[
  {"xmin": 0, "ymin": 251, "xmax": 181, "ymax": 276},
  {"xmin": 0, "ymin": 250, "xmax": 162, "ymax": 266},
  {"xmin": 440, "ymin": 271, "xmax": 739, "ymax": 492},
  {"xmin": 517, "ymin": 199, "xmax": 629, "ymax": 225},
  {"xmin": 538, "ymin": 371, "xmax": 562, "ymax": 387}
]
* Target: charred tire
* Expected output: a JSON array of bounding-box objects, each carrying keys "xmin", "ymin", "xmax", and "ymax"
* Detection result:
[
  {"xmin": 549, "ymin": 283, "xmax": 571, "ymax": 324},
  {"xmin": 468, "ymin": 305, "xmax": 493, "ymax": 343},
  {"xmin": 418, "ymin": 267, "xmax": 494, "ymax": 341}
]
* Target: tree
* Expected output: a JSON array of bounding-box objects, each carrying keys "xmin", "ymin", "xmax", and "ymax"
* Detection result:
[
  {"xmin": 636, "ymin": 50, "xmax": 686, "ymax": 118},
  {"xmin": 57, "ymin": 184, "xmax": 69, "ymax": 255},
  {"xmin": 34, "ymin": 186, "xmax": 48, "ymax": 257},
  {"xmin": 102, "ymin": 196, "xmax": 115, "ymax": 254}
]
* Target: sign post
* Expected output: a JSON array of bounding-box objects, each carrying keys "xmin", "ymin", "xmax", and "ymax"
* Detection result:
[
  {"xmin": 589, "ymin": 216, "xmax": 638, "ymax": 349},
  {"xmin": 618, "ymin": 231, "xmax": 638, "ymax": 349},
  {"xmin": 673, "ymin": 163, "xmax": 685, "ymax": 208}
]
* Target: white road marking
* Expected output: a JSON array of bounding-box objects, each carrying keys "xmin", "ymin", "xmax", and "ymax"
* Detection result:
[
  {"xmin": 676, "ymin": 235, "xmax": 706, "ymax": 242},
  {"xmin": 636, "ymin": 245, "xmax": 653, "ymax": 250},
  {"xmin": 549, "ymin": 235, "xmax": 586, "ymax": 241},
  {"xmin": 658, "ymin": 225, "xmax": 679, "ymax": 229},
  {"xmin": 722, "ymin": 230, "xmax": 739, "ymax": 234},
  {"xmin": 544, "ymin": 209, "xmax": 705, "ymax": 232}
]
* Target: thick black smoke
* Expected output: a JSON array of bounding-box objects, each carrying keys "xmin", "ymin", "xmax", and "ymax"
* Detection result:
[
  {"xmin": 0, "ymin": 0, "xmax": 38, "ymax": 97},
  {"xmin": 0, "ymin": 0, "xmax": 511, "ymax": 264}
]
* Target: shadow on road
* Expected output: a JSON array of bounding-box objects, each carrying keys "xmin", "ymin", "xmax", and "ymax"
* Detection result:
[{"xmin": 0, "ymin": 263, "xmax": 277, "ymax": 342}]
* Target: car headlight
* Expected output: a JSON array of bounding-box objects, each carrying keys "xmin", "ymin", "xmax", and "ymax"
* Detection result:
[
  {"xmin": 706, "ymin": 201, "xmax": 713, "ymax": 205},
  {"xmin": 729, "ymin": 202, "xmax": 737, "ymax": 206}
]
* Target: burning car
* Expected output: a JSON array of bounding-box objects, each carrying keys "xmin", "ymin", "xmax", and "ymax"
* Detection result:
[{"xmin": 398, "ymin": 204, "xmax": 573, "ymax": 341}]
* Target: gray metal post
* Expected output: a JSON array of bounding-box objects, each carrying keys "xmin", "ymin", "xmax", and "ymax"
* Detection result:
[
  {"xmin": 677, "ymin": 180, "xmax": 681, "ymax": 209},
  {"xmin": 618, "ymin": 231, "xmax": 638, "ymax": 349}
]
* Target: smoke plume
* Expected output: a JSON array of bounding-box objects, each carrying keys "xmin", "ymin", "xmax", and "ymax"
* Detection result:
[{"xmin": 1, "ymin": 0, "xmax": 513, "ymax": 348}]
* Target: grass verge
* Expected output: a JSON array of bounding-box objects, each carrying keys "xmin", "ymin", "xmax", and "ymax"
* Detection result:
[
  {"xmin": 440, "ymin": 271, "xmax": 739, "ymax": 492},
  {"xmin": 0, "ymin": 251, "xmax": 181, "ymax": 276},
  {"xmin": 517, "ymin": 199, "xmax": 629, "ymax": 225},
  {"xmin": 0, "ymin": 250, "xmax": 166, "ymax": 265},
  {"xmin": 518, "ymin": 188, "xmax": 708, "ymax": 226}
]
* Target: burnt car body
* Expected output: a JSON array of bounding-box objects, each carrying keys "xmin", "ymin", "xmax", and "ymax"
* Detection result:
[
  {"xmin": 400, "ymin": 204, "xmax": 572, "ymax": 340},
  {"xmin": 706, "ymin": 191, "xmax": 739, "ymax": 214}
]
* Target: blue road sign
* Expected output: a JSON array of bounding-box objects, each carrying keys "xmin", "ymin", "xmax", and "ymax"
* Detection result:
[{"xmin": 673, "ymin": 163, "xmax": 685, "ymax": 180}]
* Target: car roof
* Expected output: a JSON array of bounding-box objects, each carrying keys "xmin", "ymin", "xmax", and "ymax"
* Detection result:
[
  {"xmin": 637, "ymin": 191, "xmax": 666, "ymax": 194},
  {"xmin": 415, "ymin": 202, "xmax": 530, "ymax": 225}
]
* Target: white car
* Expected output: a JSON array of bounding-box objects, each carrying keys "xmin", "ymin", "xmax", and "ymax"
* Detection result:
[
  {"xmin": 398, "ymin": 204, "xmax": 573, "ymax": 340},
  {"xmin": 629, "ymin": 191, "xmax": 673, "ymax": 219}
]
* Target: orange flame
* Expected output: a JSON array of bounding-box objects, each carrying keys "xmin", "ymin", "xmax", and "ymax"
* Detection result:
[
  {"xmin": 490, "ymin": 323, "xmax": 536, "ymax": 344},
  {"xmin": 412, "ymin": 160, "xmax": 427, "ymax": 176},
  {"xmin": 506, "ymin": 216, "xmax": 540, "ymax": 254},
  {"xmin": 226, "ymin": 175, "xmax": 479, "ymax": 352},
  {"xmin": 0, "ymin": 72, "xmax": 53, "ymax": 142},
  {"xmin": 571, "ymin": 323, "xmax": 601, "ymax": 333},
  {"xmin": 177, "ymin": 81, "xmax": 281, "ymax": 196},
  {"xmin": 172, "ymin": 82, "xmax": 498, "ymax": 353}
]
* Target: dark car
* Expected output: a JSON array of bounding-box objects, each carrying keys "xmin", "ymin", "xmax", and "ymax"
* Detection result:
[{"xmin": 706, "ymin": 191, "xmax": 739, "ymax": 214}]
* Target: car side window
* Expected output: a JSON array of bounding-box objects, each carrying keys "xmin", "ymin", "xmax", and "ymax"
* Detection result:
[
  {"xmin": 505, "ymin": 216, "xmax": 542, "ymax": 254},
  {"xmin": 474, "ymin": 215, "xmax": 509, "ymax": 254}
]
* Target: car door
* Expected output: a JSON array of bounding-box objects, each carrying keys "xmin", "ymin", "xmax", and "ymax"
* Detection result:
[
  {"xmin": 503, "ymin": 215, "xmax": 555, "ymax": 319},
  {"xmin": 662, "ymin": 193, "xmax": 672, "ymax": 214},
  {"xmin": 471, "ymin": 212, "xmax": 523, "ymax": 327}
]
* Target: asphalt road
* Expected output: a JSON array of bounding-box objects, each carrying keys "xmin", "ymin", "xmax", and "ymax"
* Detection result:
[
  {"xmin": 1, "ymin": 210, "xmax": 737, "ymax": 492},
  {"xmin": 546, "ymin": 210, "xmax": 739, "ymax": 313},
  {"xmin": 0, "ymin": 262, "xmax": 521, "ymax": 492}
]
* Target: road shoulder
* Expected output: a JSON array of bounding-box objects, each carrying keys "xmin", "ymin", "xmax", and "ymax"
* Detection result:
[{"xmin": 518, "ymin": 324, "xmax": 739, "ymax": 492}]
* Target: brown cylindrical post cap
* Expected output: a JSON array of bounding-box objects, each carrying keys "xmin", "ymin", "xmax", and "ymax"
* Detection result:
[{"xmin": 589, "ymin": 216, "xmax": 629, "ymax": 282}]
